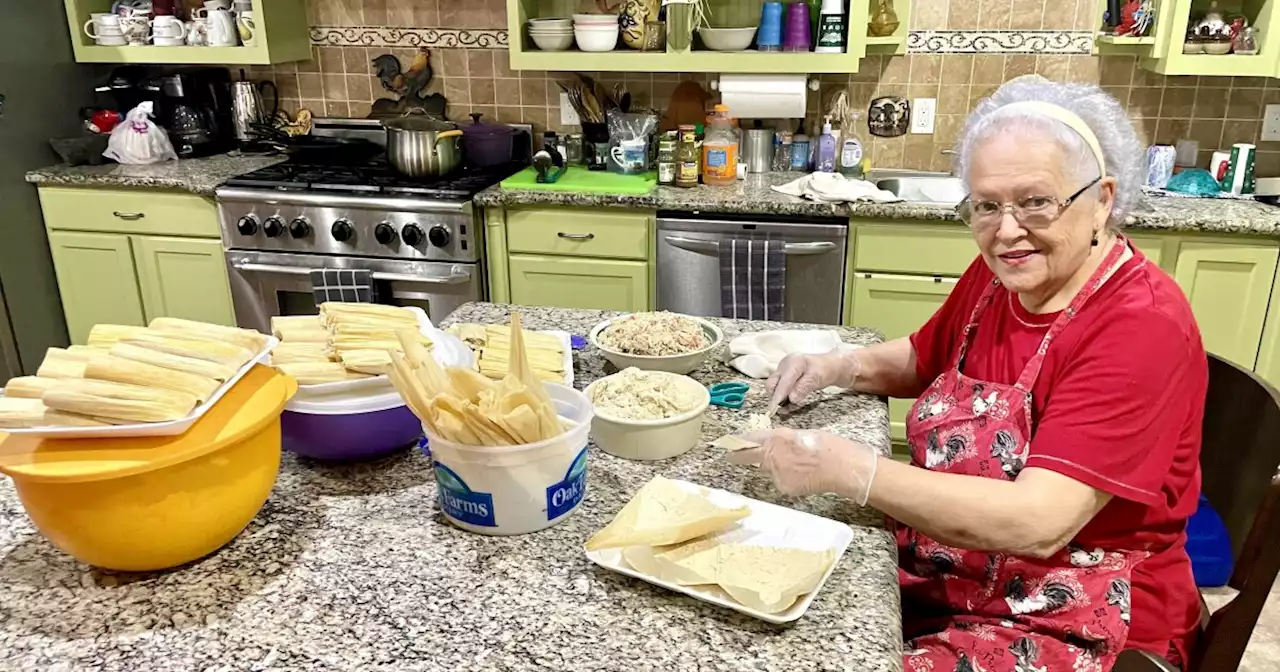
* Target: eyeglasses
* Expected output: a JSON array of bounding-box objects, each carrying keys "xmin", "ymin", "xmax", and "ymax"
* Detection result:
[{"xmin": 957, "ymin": 176, "xmax": 1102, "ymax": 230}]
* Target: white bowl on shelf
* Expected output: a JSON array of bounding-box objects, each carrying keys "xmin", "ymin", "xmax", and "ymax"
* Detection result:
[
  {"xmin": 529, "ymin": 17, "xmax": 572, "ymax": 29},
  {"xmin": 698, "ymin": 26, "xmax": 758, "ymax": 51},
  {"xmin": 574, "ymin": 26, "xmax": 620, "ymax": 52},
  {"xmin": 531, "ymin": 31, "xmax": 575, "ymax": 51},
  {"xmin": 585, "ymin": 372, "xmax": 710, "ymax": 461},
  {"xmin": 573, "ymin": 13, "xmax": 619, "ymax": 25}
]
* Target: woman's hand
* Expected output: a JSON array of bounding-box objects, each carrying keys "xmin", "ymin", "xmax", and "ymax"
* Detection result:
[
  {"xmin": 766, "ymin": 349, "xmax": 862, "ymax": 409},
  {"xmin": 727, "ymin": 428, "xmax": 879, "ymax": 505}
]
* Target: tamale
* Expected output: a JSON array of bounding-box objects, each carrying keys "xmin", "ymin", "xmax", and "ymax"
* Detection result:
[
  {"xmin": 275, "ymin": 362, "xmax": 372, "ymax": 385},
  {"xmin": 148, "ymin": 317, "xmax": 269, "ymax": 352},
  {"xmin": 123, "ymin": 331, "xmax": 254, "ymax": 369},
  {"xmin": 41, "ymin": 409, "xmax": 116, "ymax": 427},
  {"xmin": 86, "ymin": 324, "xmax": 149, "ymax": 349},
  {"xmin": 338, "ymin": 349, "xmax": 393, "ymax": 375},
  {"xmin": 3, "ymin": 376, "xmax": 59, "ymax": 399},
  {"xmin": 43, "ymin": 379, "xmax": 197, "ymax": 423},
  {"xmin": 0, "ymin": 397, "xmax": 48, "ymax": 428},
  {"xmin": 85, "ymin": 356, "xmax": 220, "ymax": 403},
  {"xmin": 478, "ymin": 348, "xmax": 565, "ymax": 372},
  {"xmin": 66, "ymin": 345, "xmax": 111, "ymax": 361},
  {"xmin": 272, "ymin": 342, "xmax": 333, "ymax": 365},
  {"xmin": 36, "ymin": 348, "xmax": 88, "ymax": 379},
  {"xmin": 109, "ymin": 342, "xmax": 238, "ymax": 381},
  {"xmin": 271, "ymin": 315, "xmax": 326, "ymax": 341}
]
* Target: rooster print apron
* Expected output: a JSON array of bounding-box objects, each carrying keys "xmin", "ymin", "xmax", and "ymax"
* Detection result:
[{"xmin": 897, "ymin": 239, "xmax": 1148, "ymax": 672}]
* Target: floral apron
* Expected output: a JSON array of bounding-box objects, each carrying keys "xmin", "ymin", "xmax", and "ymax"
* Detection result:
[{"xmin": 898, "ymin": 239, "xmax": 1149, "ymax": 672}]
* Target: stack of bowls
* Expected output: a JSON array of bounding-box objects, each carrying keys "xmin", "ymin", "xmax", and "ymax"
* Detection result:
[
  {"xmin": 573, "ymin": 14, "xmax": 620, "ymax": 52},
  {"xmin": 528, "ymin": 17, "xmax": 574, "ymax": 51}
]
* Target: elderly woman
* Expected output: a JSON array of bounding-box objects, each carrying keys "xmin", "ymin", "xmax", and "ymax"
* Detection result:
[{"xmin": 734, "ymin": 75, "xmax": 1204, "ymax": 671}]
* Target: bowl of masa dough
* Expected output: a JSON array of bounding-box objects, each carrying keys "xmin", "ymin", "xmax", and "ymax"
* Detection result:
[{"xmin": 585, "ymin": 367, "xmax": 710, "ymax": 460}]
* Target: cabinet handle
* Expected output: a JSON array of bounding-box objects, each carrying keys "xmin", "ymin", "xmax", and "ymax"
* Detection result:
[
  {"xmin": 112, "ymin": 211, "xmax": 145, "ymax": 221},
  {"xmin": 557, "ymin": 232, "xmax": 595, "ymax": 241}
]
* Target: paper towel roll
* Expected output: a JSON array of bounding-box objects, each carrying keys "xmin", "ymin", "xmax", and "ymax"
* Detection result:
[{"xmin": 717, "ymin": 74, "xmax": 808, "ymax": 119}]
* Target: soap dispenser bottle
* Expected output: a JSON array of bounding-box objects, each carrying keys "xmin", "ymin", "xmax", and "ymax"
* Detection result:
[
  {"xmin": 838, "ymin": 113, "xmax": 865, "ymax": 178},
  {"xmin": 816, "ymin": 115, "xmax": 837, "ymax": 173}
]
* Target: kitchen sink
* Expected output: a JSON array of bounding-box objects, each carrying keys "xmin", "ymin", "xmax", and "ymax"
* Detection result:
[{"xmin": 873, "ymin": 171, "xmax": 967, "ymax": 205}]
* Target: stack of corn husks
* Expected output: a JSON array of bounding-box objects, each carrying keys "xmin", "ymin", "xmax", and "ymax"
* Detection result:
[
  {"xmin": 270, "ymin": 303, "xmax": 432, "ymax": 385},
  {"xmin": 446, "ymin": 323, "xmax": 566, "ymax": 384},
  {"xmin": 0, "ymin": 318, "xmax": 268, "ymax": 428}
]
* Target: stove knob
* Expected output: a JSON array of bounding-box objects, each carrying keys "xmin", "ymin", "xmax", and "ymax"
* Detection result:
[
  {"xmin": 331, "ymin": 219, "xmax": 355, "ymax": 243},
  {"xmin": 236, "ymin": 215, "xmax": 259, "ymax": 236},
  {"xmin": 428, "ymin": 225, "xmax": 451, "ymax": 248},
  {"xmin": 288, "ymin": 218, "xmax": 312, "ymax": 239},
  {"xmin": 263, "ymin": 217, "xmax": 284, "ymax": 238},
  {"xmin": 401, "ymin": 223, "xmax": 425, "ymax": 247},
  {"xmin": 374, "ymin": 222, "xmax": 397, "ymax": 245}
]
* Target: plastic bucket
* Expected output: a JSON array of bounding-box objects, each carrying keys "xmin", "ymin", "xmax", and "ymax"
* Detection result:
[
  {"xmin": 282, "ymin": 390, "xmax": 422, "ymax": 461},
  {"xmin": 428, "ymin": 383, "xmax": 593, "ymax": 535}
]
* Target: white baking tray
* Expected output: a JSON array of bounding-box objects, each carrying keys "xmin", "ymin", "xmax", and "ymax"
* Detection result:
[
  {"xmin": 585, "ymin": 479, "xmax": 853, "ymax": 624},
  {"xmin": 3, "ymin": 336, "xmax": 281, "ymax": 439}
]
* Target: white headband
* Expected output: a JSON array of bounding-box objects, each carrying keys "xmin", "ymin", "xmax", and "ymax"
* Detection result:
[{"xmin": 998, "ymin": 101, "xmax": 1108, "ymax": 178}]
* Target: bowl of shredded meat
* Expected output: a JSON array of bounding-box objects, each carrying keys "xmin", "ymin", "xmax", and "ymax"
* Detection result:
[
  {"xmin": 589, "ymin": 312, "xmax": 724, "ymax": 374},
  {"xmin": 585, "ymin": 368, "xmax": 711, "ymax": 460}
]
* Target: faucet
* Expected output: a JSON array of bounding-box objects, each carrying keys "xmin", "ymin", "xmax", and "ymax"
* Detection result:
[{"xmin": 939, "ymin": 148, "xmax": 958, "ymax": 176}]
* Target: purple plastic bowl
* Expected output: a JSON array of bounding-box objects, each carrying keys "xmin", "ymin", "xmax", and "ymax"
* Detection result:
[{"xmin": 281, "ymin": 393, "xmax": 422, "ymax": 461}]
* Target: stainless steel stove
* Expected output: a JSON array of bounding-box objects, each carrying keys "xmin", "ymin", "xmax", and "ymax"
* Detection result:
[{"xmin": 215, "ymin": 118, "xmax": 530, "ymax": 331}]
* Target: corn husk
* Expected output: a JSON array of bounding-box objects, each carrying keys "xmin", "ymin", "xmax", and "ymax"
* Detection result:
[
  {"xmin": 271, "ymin": 316, "xmax": 329, "ymax": 342},
  {"xmin": 148, "ymin": 317, "xmax": 269, "ymax": 352},
  {"xmin": 84, "ymin": 355, "xmax": 219, "ymax": 403},
  {"xmin": 66, "ymin": 345, "xmax": 111, "ymax": 360},
  {"xmin": 43, "ymin": 379, "xmax": 197, "ymax": 423},
  {"xmin": 275, "ymin": 362, "xmax": 372, "ymax": 385},
  {"xmin": 123, "ymin": 332, "xmax": 254, "ymax": 369},
  {"xmin": 0, "ymin": 397, "xmax": 48, "ymax": 428},
  {"xmin": 478, "ymin": 347, "xmax": 564, "ymax": 372},
  {"xmin": 36, "ymin": 348, "xmax": 89, "ymax": 379},
  {"xmin": 586, "ymin": 477, "xmax": 751, "ymax": 551},
  {"xmin": 338, "ymin": 349, "xmax": 393, "ymax": 375},
  {"xmin": 319, "ymin": 303, "xmax": 417, "ymax": 329},
  {"xmin": 41, "ymin": 409, "xmax": 116, "ymax": 427},
  {"xmin": 272, "ymin": 342, "xmax": 333, "ymax": 365},
  {"xmin": 86, "ymin": 324, "xmax": 149, "ymax": 349},
  {"xmin": 109, "ymin": 342, "xmax": 238, "ymax": 382},
  {"xmin": 3, "ymin": 376, "xmax": 59, "ymax": 399}
]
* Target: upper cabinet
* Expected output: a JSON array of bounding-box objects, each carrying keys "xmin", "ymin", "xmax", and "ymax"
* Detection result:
[
  {"xmin": 1094, "ymin": 0, "xmax": 1280, "ymax": 77},
  {"xmin": 506, "ymin": 0, "xmax": 908, "ymax": 73},
  {"xmin": 63, "ymin": 0, "xmax": 309, "ymax": 65}
]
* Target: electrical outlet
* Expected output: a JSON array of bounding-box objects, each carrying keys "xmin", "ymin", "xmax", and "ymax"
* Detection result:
[
  {"xmin": 1263, "ymin": 104, "xmax": 1280, "ymax": 142},
  {"xmin": 560, "ymin": 92, "xmax": 581, "ymax": 126},
  {"xmin": 912, "ymin": 98, "xmax": 936, "ymax": 134}
]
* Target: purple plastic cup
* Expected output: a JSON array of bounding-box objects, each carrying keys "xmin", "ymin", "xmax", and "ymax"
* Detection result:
[
  {"xmin": 282, "ymin": 391, "xmax": 423, "ymax": 461},
  {"xmin": 783, "ymin": 2, "xmax": 811, "ymax": 52}
]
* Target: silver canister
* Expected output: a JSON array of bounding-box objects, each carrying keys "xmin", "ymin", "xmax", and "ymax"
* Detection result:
[{"xmin": 742, "ymin": 128, "xmax": 775, "ymax": 173}]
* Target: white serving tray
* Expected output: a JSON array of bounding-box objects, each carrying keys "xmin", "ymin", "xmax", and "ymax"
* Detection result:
[
  {"xmin": 584, "ymin": 479, "xmax": 853, "ymax": 624},
  {"xmin": 3, "ymin": 336, "xmax": 281, "ymax": 439}
]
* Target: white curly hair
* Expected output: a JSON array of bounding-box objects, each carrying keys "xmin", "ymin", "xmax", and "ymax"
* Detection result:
[{"xmin": 955, "ymin": 75, "xmax": 1146, "ymax": 230}]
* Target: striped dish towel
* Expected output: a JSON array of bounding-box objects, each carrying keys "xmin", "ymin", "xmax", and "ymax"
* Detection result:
[
  {"xmin": 310, "ymin": 269, "xmax": 374, "ymax": 304},
  {"xmin": 719, "ymin": 239, "xmax": 786, "ymax": 321}
]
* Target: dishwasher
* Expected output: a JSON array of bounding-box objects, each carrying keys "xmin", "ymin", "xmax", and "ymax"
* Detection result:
[{"xmin": 656, "ymin": 211, "xmax": 849, "ymax": 325}]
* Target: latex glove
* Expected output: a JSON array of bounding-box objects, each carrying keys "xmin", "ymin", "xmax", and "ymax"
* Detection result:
[
  {"xmin": 765, "ymin": 347, "xmax": 862, "ymax": 410},
  {"xmin": 727, "ymin": 428, "xmax": 878, "ymax": 505}
]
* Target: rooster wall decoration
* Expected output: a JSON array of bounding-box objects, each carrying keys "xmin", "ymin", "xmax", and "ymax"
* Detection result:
[{"xmin": 369, "ymin": 47, "xmax": 448, "ymax": 119}]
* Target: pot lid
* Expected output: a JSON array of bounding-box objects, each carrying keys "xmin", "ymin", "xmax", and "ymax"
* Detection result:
[
  {"xmin": 461, "ymin": 113, "xmax": 519, "ymax": 138},
  {"xmin": 0, "ymin": 366, "xmax": 296, "ymax": 484},
  {"xmin": 382, "ymin": 114, "xmax": 457, "ymax": 132}
]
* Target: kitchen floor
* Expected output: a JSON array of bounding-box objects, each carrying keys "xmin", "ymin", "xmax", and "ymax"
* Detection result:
[{"xmin": 1204, "ymin": 577, "xmax": 1280, "ymax": 670}]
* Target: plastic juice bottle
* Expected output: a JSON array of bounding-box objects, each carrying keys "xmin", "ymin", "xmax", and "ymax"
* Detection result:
[{"xmin": 701, "ymin": 104, "xmax": 739, "ymax": 186}]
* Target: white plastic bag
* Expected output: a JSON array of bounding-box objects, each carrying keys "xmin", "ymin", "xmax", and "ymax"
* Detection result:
[{"xmin": 103, "ymin": 102, "xmax": 178, "ymax": 165}]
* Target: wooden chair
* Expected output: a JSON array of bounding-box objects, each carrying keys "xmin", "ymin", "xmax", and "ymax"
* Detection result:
[{"xmin": 1116, "ymin": 354, "xmax": 1280, "ymax": 672}]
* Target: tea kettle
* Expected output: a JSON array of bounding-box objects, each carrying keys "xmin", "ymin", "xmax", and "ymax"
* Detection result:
[{"xmin": 230, "ymin": 70, "xmax": 278, "ymax": 143}]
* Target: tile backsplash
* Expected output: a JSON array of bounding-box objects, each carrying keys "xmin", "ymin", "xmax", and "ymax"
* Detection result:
[{"xmin": 244, "ymin": 0, "xmax": 1280, "ymax": 175}]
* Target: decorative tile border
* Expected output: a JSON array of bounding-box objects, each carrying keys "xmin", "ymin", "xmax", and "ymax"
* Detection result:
[
  {"xmin": 907, "ymin": 30, "xmax": 1094, "ymax": 54},
  {"xmin": 310, "ymin": 27, "xmax": 1093, "ymax": 55},
  {"xmin": 309, "ymin": 27, "xmax": 508, "ymax": 49}
]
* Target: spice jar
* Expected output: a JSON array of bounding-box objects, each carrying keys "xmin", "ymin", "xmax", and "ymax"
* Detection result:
[
  {"xmin": 657, "ymin": 131, "xmax": 677, "ymax": 185},
  {"xmin": 675, "ymin": 125, "xmax": 699, "ymax": 188}
]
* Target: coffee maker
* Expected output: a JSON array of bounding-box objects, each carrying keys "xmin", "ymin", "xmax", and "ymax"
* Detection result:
[{"xmin": 154, "ymin": 69, "xmax": 235, "ymax": 158}]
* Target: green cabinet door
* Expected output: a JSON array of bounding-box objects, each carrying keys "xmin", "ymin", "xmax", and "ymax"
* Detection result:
[
  {"xmin": 132, "ymin": 236, "xmax": 235, "ymax": 326},
  {"xmin": 849, "ymin": 273, "xmax": 959, "ymax": 449},
  {"xmin": 1172, "ymin": 241, "xmax": 1280, "ymax": 370},
  {"xmin": 46, "ymin": 231, "xmax": 145, "ymax": 344},
  {"xmin": 508, "ymin": 254, "xmax": 649, "ymax": 312}
]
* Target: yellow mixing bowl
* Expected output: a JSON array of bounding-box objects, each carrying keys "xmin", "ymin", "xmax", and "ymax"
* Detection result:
[{"xmin": 0, "ymin": 365, "xmax": 297, "ymax": 571}]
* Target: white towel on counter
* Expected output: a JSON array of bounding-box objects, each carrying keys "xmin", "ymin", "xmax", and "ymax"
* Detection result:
[
  {"xmin": 771, "ymin": 172, "xmax": 902, "ymax": 204},
  {"xmin": 728, "ymin": 329, "xmax": 862, "ymax": 380}
]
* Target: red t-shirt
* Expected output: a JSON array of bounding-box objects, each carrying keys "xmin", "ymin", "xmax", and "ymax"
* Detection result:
[{"xmin": 909, "ymin": 247, "xmax": 1204, "ymax": 664}]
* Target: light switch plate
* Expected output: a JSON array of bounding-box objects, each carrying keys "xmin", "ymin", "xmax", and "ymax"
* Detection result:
[
  {"xmin": 1263, "ymin": 105, "xmax": 1280, "ymax": 142},
  {"xmin": 912, "ymin": 98, "xmax": 936, "ymax": 134},
  {"xmin": 560, "ymin": 92, "xmax": 581, "ymax": 126}
]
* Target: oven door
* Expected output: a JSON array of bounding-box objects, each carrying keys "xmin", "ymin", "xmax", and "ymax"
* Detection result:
[{"xmin": 225, "ymin": 250, "xmax": 482, "ymax": 332}]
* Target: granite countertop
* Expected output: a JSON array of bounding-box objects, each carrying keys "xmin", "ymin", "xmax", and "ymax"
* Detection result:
[
  {"xmin": 474, "ymin": 172, "xmax": 1280, "ymax": 236},
  {"xmin": 24, "ymin": 153, "xmax": 287, "ymax": 196},
  {"xmin": 0, "ymin": 304, "xmax": 901, "ymax": 672}
]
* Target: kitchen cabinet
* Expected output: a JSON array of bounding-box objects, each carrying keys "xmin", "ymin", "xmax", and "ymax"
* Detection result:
[
  {"xmin": 1092, "ymin": 0, "xmax": 1280, "ymax": 77},
  {"xmin": 506, "ymin": 0, "xmax": 908, "ymax": 73},
  {"xmin": 132, "ymin": 237, "xmax": 234, "ymax": 327},
  {"xmin": 62, "ymin": 0, "xmax": 309, "ymax": 65},
  {"xmin": 1171, "ymin": 240, "xmax": 1279, "ymax": 370},
  {"xmin": 46, "ymin": 231, "xmax": 146, "ymax": 344},
  {"xmin": 508, "ymin": 255, "xmax": 650, "ymax": 312}
]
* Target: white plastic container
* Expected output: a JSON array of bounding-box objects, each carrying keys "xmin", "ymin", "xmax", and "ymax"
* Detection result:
[
  {"xmin": 585, "ymin": 372, "xmax": 710, "ymax": 461},
  {"xmin": 428, "ymin": 383, "xmax": 593, "ymax": 535}
]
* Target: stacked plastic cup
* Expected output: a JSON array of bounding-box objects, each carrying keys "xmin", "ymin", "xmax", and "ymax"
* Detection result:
[
  {"xmin": 758, "ymin": 2, "xmax": 784, "ymax": 51},
  {"xmin": 783, "ymin": 2, "xmax": 811, "ymax": 51}
]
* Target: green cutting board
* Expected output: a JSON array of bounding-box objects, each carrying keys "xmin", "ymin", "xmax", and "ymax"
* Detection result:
[{"xmin": 500, "ymin": 167, "xmax": 657, "ymax": 194}]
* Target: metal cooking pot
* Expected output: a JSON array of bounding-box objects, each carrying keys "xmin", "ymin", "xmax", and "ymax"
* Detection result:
[{"xmin": 380, "ymin": 113, "xmax": 463, "ymax": 177}]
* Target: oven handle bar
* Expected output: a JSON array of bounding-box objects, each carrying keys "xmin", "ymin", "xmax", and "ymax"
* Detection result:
[
  {"xmin": 232, "ymin": 261, "xmax": 471, "ymax": 285},
  {"xmin": 663, "ymin": 236, "xmax": 839, "ymax": 256}
]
